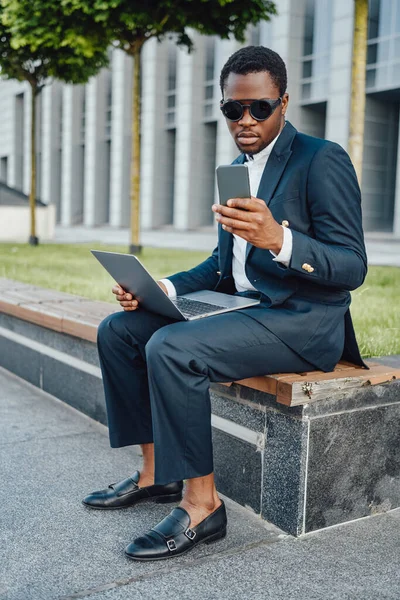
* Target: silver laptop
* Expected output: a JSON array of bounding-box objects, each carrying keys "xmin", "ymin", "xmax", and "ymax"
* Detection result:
[{"xmin": 91, "ymin": 250, "xmax": 260, "ymax": 321}]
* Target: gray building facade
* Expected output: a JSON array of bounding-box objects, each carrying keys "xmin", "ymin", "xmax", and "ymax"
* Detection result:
[{"xmin": 0, "ymin": 0, "xmax": 399, "ymax": 236}]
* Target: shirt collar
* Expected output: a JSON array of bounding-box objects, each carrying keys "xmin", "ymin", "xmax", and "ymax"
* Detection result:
[{"xmin": 245, "ymin": 128, "xmax": 282, "ymax": 164}]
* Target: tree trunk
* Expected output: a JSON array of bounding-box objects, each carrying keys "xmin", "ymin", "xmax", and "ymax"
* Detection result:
[
  {"xmin": 129, "ymin": 44, "xmax": 143, "ymax": 255},
  {"xmin": 29, "ymin": 83, "xmax": 39, "ymax": 245},
  {"xmin": 348, "ymin": 0, "xmax": 369, "ymax": 186}
]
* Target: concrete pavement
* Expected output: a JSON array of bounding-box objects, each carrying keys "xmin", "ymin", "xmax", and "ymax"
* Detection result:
[
  {"xmin": 53, "ymin": 225, "xmax": 400, "ymax": 267},
  {"xmin": 1, "ymin": 366, "xmax": 399, "ymax": 600}
]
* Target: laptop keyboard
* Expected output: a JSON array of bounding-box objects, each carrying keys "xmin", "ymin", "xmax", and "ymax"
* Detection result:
[{"xmin": 173, "ymin": 296, "xmax": 227, "ymax": 318}]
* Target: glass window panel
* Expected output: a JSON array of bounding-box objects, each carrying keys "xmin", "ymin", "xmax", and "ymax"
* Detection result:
[
  {"xmin": 396, "ymin": 0, "xmax": 400, "ymax": 33},
  {"xmin": 376, "ymin": 40, "xmax": 390, "ymax": 62},
  {"xmin": 302, "ymin": 60, "xmax": 313, "ymax": 78},
  {"xmin": 363, "ymin": 143, "xmax": 388, "ymax": 166},
  {"xmin": 313, "ymin": 55, "xmax": 328, "ymax": 77},
  {"xmin": 366, "ymin": 67, "xmax": 376, "ymax": 88},
  {"xmin": 251, "ymin": 24, "xmax": 260, "ymax": 46},
  {"xmin": 311, "ymin": 78, "xmax": 327, "ymax": 100},
  {"xmin": 168, "ymin": 73, "xmax": 176, "ymax": 91},
  {"xmin": 167, "ymin": 111, "xmax": 175, "ymax": 125},
  {"xmin": 313, "ymin": 0, "xmax": 332, "ymax": 54},
  {"xmin": 376, "ymin": 64, "xmax": 389, "ymax": 87},
  {"xmin": 205, "ymin": 38, "xmax": 215, "ymax": 82},
  {"xmin": 303, "ymin": 0, "xmax": 315, "ymax": 56},
  {"xmin": 367, "ymin": 43, "xmax": 378, "ymax": 64},
  {"xmin": 204, "ymin": 104, "xmax": 213, "ymax": 117},
  {"xmin": 205, "ymin": 85, "xmax": 214, "ymax": 100},
  {"xmin": 302, "ymin": 83, "xmax": 311, "ymax": 100},
  {"xmin": 167, "ymin": 94, "xmax": 175, "ymax": 108},
  {"xmin": 368, "ymin": 0, "xmax": 380, "ymax": 39},
  {"xmin": 393, "ymin": 36, "xmax": 400, "ymax": 59},
  {"xmin": 365, "ymin": 120, "xmax": 389, "ymax": 142},
  {"xmin": 168, "ymin": 45, "xmax": 177, "ymax": 91},
  {"xmin": 378, "ymin": 0, "xmax": 392, "ymax": 36},
  {"xmin": 391, "ymin": 61, "xmax": 400, "ymax": 84}
]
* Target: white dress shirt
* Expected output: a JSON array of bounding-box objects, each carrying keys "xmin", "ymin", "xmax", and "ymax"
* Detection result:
[{"xmin": 161, "ymin": 130, "xmax": 293, "ymax": 297}]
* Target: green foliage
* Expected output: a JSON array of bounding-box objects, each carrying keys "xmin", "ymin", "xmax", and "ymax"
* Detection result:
[
  {"xmin": 0, "ymin": 243, "xmax": 211, "ymax": 302},
  {"xmin": 61, "ymin": 0, "xmax": 277, "ymax": 53},
  {"xmin": 0, "ymin": 0, "xmax": 109, "ymax": 88}
]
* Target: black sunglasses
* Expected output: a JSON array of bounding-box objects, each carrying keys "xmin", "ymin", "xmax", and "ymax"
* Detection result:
[{"xmin": 220, "ymin": 97, "xmax": 282, "ymax": 122}]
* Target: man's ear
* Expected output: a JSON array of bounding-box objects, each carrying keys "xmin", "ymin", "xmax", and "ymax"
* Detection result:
[{"xmin": 282, "ymin": 93, "xmax": 289, "ymax": 117}]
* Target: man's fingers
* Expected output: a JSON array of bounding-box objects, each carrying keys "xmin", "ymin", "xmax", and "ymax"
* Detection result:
[
  {"xmin": 214, "ymin": 205, "xmax": 253, "ymax": 221},
  {"xmin": 217, "ymin": 215, "xmax": 251, "ymax": 230},
  {"xmin": 112, "ymin": 284, "xmax": 125, "ymax": 295},
  {"xmin": 228, "ymin": 196, "xmax": 265, "ymax": 210},
  {"xmin": 120, "ymin": 299, "xmax": 138, "ymax": 308},
  {"xmin": 221, "ymin": 226, "xmax": 250, "ymax": 240},
  {"xmin": 116, "ymin": 293, "xmax": 133, "ymax": 301}
]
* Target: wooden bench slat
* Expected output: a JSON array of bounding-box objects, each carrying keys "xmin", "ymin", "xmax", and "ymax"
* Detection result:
[{"xmin": 235, "ymin": 363, "xmax": 400, "ymax": 406}]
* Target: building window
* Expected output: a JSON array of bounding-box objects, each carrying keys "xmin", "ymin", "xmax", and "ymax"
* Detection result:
[
  {"xmin": 166, "ymin": 43, "xmax": 177, "ymax": 129},
  {"xmin": 203, "ymin": 37, "xmax": 216, "ymax": 121},
  {"xmin": 0, "ymin": 157, "xmax": 8, "ymax": 184},
  {"xmin": 80, "ymin": 87, "xmax": 86, "ymax": 144},
  {"xmin": 249, "ymin": 24, "xmax": 261, "ymax": 46},
  {"xmin": 105, "ymin": 71, "xmax": 112, "ymax": 141},
  {"xmin": 300, "ymin": 0, "xmax": 332, "ymax": 104},
  {"xmin": 367, "ymin": 0, "xmax": 400, "ymax": 91}
]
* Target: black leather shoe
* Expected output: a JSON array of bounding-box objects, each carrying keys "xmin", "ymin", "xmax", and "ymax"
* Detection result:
[
  {"xmin": 82, "ymin": 471, "xmax": 183, "ymax": 509},
  {"xmin": 125, "ymin": 501, "xmax": 227, "ymax": 561}
]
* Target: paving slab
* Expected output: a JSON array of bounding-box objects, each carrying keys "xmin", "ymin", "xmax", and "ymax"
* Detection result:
[
  {"xmin": 0, "ymin": 368, "xmax": 286, "ymax": 600},
  {"xmin": 0, "ymin": 370, "xmax": 100, "ymax": 445},
  {"xmin": 71, "ymin": 510, "xmax": 400, "ymax": 600}
]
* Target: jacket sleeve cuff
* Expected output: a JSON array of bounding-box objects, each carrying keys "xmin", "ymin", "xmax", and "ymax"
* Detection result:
[{"xmin": 270, "ymin": 226, "xmax": 292, "ymax": 267}]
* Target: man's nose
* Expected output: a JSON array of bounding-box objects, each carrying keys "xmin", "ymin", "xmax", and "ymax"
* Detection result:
[{"xmin": 237, "ymin": 106, "xmax": 257, "ymax": 126}]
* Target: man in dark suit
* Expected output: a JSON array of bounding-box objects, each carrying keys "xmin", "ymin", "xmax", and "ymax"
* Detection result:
[{"xmin": 83, "ymin": 46, "xmax": 367, "ymax": 561}]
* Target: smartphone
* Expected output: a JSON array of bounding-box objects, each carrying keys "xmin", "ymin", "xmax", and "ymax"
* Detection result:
[{"xmin": 216, "ymin": 164, "xmax": 251, "ymax": 206}]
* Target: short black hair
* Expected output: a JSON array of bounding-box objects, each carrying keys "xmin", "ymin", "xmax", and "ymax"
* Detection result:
[{"xmin": 219, "ymin": 46, "xmax": 287, "ymax": 98}]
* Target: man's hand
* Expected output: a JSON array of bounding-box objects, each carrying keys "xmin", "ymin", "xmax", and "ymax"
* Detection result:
[
  {"xmin": 112, "ymin": 284, "xmax": 138, "ymax": 311},
  {"xmin": 212, "ymin": 197, "xmax": 283, "ymax": 254},
  {"xmin": 112, "ymin": 281, "xmax": 168, "ymax": 311}
]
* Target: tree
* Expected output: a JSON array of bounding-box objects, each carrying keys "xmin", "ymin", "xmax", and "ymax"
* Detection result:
[
  {"xmin": 0, "ymin": 0, "xmax": 109, "ymax": 245},
  {"xmin": 64, "ymin": 0, "xmax": 278, "ymax": 254},
  {"xmin": 348, "ymin": 0, "xmax": 369, "ymax": 186}
]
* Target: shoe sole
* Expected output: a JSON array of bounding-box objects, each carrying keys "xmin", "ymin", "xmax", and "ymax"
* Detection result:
[
  {"xmin": 82, "ymin": 491, "xmax": 183, "ymax": 510},
  {"xmin": 125, "ymin": 528, "xmax": 227, "ymax": 561}
]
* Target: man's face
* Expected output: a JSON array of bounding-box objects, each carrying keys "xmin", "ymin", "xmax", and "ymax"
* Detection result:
[{"xmin": 222, "ymin": 71, "xmax": 288, "ymax": 156}]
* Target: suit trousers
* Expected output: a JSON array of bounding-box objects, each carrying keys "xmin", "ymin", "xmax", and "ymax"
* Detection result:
[{"xmin": 97, "ymin": 306, "xmax": 314, "ymax": 485}]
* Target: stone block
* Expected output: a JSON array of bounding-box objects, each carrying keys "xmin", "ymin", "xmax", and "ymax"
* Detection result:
[
  {"xmin": 262, "ymin": 412, "xmax": 309, "ymax": 535},
  {"xmin": 210, "ymin": 389, "xmax": 266, "ymax": 432},
  {"xmin": 306, "ymin": 401, "xmax": 400, "ymax": 531},
  {"xmin": 212, "ymin": 428, "xmax": 262, "ymax": 514},
  {"xmin": 0, "ymin": 329, "xmax": 41, "ymax": 387},
  {"xmin": 41, "ymin": 353, "xmax": 107, "ymax": 426}
]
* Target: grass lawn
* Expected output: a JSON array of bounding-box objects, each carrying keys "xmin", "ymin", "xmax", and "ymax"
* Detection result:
[{"xmin": 0, "ymin": 242, "xmax": 399, "ymax": 359}]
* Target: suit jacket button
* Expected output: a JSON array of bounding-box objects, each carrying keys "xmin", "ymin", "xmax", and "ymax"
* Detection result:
[
  {"xmin": 282, "ymin": 220, "xmax": 289, "ymax": 228},
  {"xmin": 302, "ymin": 263, "xmax": 314, "ymax": 273}
]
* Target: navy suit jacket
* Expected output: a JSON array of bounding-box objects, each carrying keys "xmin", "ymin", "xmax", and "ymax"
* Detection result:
[{"xmin": 168, "ymin": 122, "xmax": 368, "ymax": 372}]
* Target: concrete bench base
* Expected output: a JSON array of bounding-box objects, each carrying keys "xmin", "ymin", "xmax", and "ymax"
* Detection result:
[{"xmin": 1, "ymin": 309, "xmax": 399, "ymax": 536}]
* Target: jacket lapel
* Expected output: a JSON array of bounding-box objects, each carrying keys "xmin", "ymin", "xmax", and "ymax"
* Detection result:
[{"xmin": 245, "ymin": 121, "xmax": 297, "ymax": 259}]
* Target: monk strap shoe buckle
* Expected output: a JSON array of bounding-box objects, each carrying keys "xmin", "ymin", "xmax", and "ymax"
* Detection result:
[
  {"xmin": 167, "ymin": 539, "xmax": 177, "ymax": 551},
  {"xmin": 185, "ymin": 528, "xmax": 196, "ymax": 540}
]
